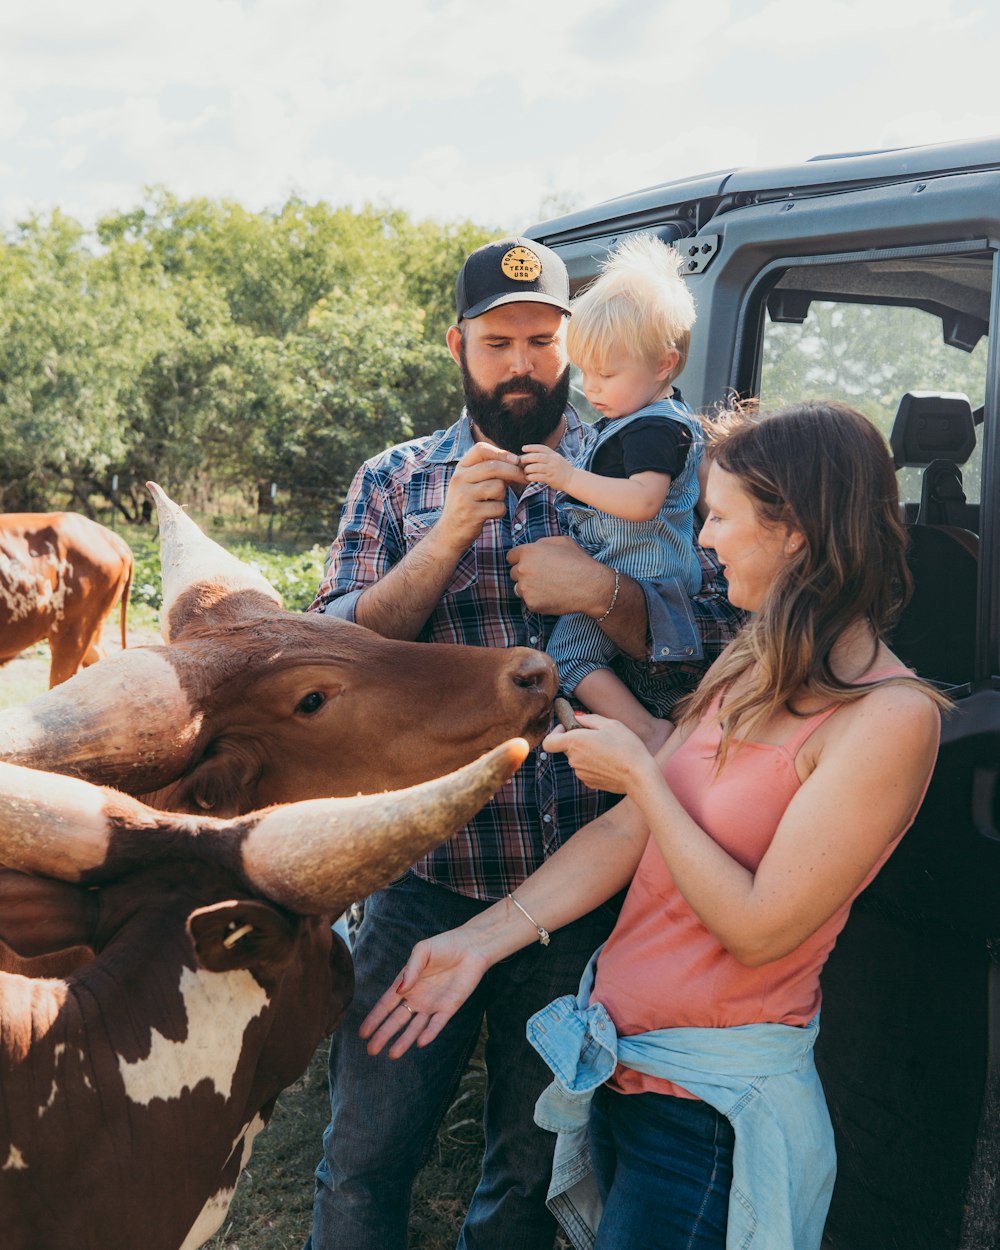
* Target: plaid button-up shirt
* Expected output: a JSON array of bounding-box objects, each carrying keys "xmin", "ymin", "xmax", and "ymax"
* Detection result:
[{"xmin": 310, "ymin": 408, "xmax": 745, "ymax": 901}]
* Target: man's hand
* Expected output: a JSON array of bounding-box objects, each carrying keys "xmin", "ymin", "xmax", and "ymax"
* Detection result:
[
  {"xmin": 355, "ymin": 441, "xmax": 524, "ymax": 641},
  {"xmin": 436, "ymin": 441, "xmax": 526, "ymax": 557},
  {"xmin": 508, "ymin": 537, "xmax": 649, "ymax": 659},
  {"xmin": 508, "ymin": 536, "xmax": 614, "ymax": 616},
  {"xmin": 520, "ymin": 443, "xmax": 574, "ymax": 492}
]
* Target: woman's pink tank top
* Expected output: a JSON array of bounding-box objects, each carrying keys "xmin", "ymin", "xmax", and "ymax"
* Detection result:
[{"xmin": 592, "ymin": 669, "xmax": 933, "ymax": 1099}]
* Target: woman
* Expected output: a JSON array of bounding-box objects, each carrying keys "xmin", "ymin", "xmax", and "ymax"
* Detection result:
[{"xmin": 362, "ymin": 401, "xmax": 945, "ymax": 1250}]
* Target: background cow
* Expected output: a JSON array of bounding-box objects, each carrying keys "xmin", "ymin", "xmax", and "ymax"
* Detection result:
[{"xmin": 0, "ymin": 512, "xmax": 133, "ymax": 687}]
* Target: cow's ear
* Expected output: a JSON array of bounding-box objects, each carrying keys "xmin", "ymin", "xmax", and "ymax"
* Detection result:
[
  {"xmin": 188, "ymin": 899, "xmax": 297, "ymax": 972},
  {"xmin": 171, "ymin": 749, "xmax": 261, "ymax": 818}
]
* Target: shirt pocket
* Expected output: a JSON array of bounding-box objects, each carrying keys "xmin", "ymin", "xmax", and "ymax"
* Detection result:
[{"xmin": 403, "ymin": 507, "xmax": 479, "ymax": 597}]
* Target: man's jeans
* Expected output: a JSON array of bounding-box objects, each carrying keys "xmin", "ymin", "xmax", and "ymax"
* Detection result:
[{"xmin": 305, "ymin": 873, "xmax": 620, "ymax": 1250}]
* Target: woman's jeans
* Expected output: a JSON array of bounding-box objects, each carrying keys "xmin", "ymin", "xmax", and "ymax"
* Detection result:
[
  {"xmin": 589, "ymin": 1084, "xmax": 735, "ymax": 1250},
  {"xmin": 305, "ymin": 873, "xmax": 620, "ymax": 1250}
]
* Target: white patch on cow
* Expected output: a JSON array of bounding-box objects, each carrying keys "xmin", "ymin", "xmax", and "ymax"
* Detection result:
[
  {"xmin": 37, "ymin": 1079, "xmax": 59, "ymax": 1117},
  {"xmin": 0, "ymin": 543, "xmax": 72, "ymax": 624},
  {"xmin": 178, "ymin": 1187, "xmax": 234, "ymax": 1250},
  {"xmin": 2, "ymin": 1145, "xmax": 27, "ymax": 1171},
  {"xmin": 0, "ymin": 551, "xmax": 44, "ymax": 623},
  {"xmin": 178, "ymin": 1112, "xmax": 267, "ymax": 1250},
  {"xmin": 32, "ymin": 1043, "xmax": 66, "ymax": 1119},
  {"xmin": 117, "ymin": 966, "xmax": 269, "ymax": 1107}
]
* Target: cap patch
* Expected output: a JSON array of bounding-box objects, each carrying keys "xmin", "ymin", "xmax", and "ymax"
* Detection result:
[{"xmin": 500, "ymin": 246, "xmax": 542, "ymax": 283}]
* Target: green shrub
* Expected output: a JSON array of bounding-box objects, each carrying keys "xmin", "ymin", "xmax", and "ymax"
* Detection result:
[
  {"xmin": 226, "ymin": 542, "xmax": 328, "ymax": 612},
  {"xmin": 128, "ymin": 534, "xmax": 166, "ymax": 611},
  {"xmin": 116, "ymin": 523, "xmax": 328, "ymax": 617}
]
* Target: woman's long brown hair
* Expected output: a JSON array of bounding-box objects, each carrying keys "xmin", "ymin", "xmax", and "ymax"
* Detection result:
[{"xmin": 678, "ymin": 400, "xmax": 949, "ymax": 761}]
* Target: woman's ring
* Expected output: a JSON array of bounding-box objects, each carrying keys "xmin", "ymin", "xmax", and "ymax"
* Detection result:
[{"xmin": 401, "ymin": 999, "xmax": 415, "ymax": 1016}]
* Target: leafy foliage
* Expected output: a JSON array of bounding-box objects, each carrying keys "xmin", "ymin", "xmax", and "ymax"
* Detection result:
[
  {"xmin": 0, "ymin": 193, "xmax": 491, "ymax": 539},
  {"xmin": 107, "ymin": 522, "xmax": 328, "ymax": 616}
]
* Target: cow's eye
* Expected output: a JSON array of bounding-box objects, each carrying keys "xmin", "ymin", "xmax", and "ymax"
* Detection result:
[{"xmin": 296, "ymin": 691, "xmax": 325, "ymax": 715}]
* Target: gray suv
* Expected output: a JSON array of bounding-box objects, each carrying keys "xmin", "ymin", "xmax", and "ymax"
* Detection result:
[{"xmin": 527, "ymin": 136, "xmax": 1000, "ymax": 1250}]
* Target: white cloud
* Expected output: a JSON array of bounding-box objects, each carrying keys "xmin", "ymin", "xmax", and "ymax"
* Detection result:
[
  {"xmin": 57, "ymin": 143, "xmax": 88, "ymax": 171},
  {"xmin": 0, "ymin": 94, "xmax": 27, "ymax": 142},
  {"xmin": 0, "ymin": 0, "xmax": 997, "ymax": 230},
  {"xmin": 726, "ymin": 0, "xmax": 981, "ymax": 46}
]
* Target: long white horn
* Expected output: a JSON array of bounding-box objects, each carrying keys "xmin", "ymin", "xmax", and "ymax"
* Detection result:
[
  {"xmin": 148, "ymin": 482, "xmax": 282, "ymax": 642},
  {"xmin": 0, "ymin": 760, "xmax": 158, "ymax": 879},
  {"xmin": 0, "ymin": 647, "xmax": 204, "ymax": 791},
  {"xmin": 240, "ymin": 739, "xmax": 529, "ymax": 915},
  {"xmin": 0, "ymin": 741, "xmax": 529, "ymax": 913}
]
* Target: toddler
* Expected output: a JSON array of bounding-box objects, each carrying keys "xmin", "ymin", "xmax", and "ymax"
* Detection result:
[{"xmin": 521, "ymin": 233, "xmax": 704, "ymax": 752}]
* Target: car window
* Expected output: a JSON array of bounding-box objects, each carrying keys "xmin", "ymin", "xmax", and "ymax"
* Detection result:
[
  {"xmin": 758, "ymin": 257, "xmax": 990, "ymax": 512},
  {"xmin": 753, "ymin": 250, "xmax": 993, "ymax": 690}
]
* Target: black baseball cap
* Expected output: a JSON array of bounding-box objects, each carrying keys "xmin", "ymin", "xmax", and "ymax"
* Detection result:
[{"xmin": 455, "ymin": 236, "xmax": 571, "ymax": 321}]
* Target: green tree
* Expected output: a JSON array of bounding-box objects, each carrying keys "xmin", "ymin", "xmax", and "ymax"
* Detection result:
[
  {"xmin": 1, "ymin": 193, "xmax": 493, "ymax": 521},
  {"xmin": 0, "ymin": 213, "xmax": 174, "ymax": 513},
  {"xmin": 236, "ymin": 288, "xmax": 460, "ymax": 540}
]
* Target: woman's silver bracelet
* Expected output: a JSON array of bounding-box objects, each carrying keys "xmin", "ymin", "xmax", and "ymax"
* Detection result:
[{"xmin": 508, "ymin": 893, "xmax": 550, "ymax": 946}]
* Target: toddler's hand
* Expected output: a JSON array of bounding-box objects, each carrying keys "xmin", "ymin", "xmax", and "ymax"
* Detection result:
[{"xmin": 521, "ymin": 444, "xmax": 574, "ymax": 492}]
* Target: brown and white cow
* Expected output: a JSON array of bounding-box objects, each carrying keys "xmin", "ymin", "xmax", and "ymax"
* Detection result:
[
  {"xmin": 0, "ymin": 740, "xmax": 528, "ymax": 1250},
  {"xmin": 0, "ymin": 485, "xmax": 558, "ymax": 1248},
  {"xmin": 0, "ymin": 511, "xmax": 133, "ymax": 688}
]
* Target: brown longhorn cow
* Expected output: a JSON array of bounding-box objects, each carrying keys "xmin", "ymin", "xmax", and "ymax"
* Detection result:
[
  {"xmin": 0, "ymin": 512, "xmax": 133, "ymax": 687},
  {"xmin": 0, "ymin": 484, "xmax": 558, "ymax": 1249},
  {"xmin": 0, "ymin": 484, "xmax": 558, "ymax": 811}
]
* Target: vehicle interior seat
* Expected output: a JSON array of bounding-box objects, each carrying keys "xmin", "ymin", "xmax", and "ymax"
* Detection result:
[{"xmin": 887, "ymin": 392, "xmax": 978, "ymax": 688}]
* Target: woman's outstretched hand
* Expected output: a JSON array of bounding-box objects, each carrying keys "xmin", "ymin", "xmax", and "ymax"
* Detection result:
[
  {"xmin": 359, "ymin": 928, "xmax": 490, "ymax": 1060},
  {"xmin": 542, "ymin": 714, "xmax": 660, "ymax": 795}
]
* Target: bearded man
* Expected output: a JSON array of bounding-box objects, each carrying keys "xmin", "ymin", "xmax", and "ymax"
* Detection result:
[{"xmin": 305, "ymin": 237, "xmax": 742, "ymax": 1250}]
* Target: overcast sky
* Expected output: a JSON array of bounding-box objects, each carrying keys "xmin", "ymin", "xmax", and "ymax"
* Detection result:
[{"xmin": 1, "ymin": 0, "xmax": 997, "ymax": 236}]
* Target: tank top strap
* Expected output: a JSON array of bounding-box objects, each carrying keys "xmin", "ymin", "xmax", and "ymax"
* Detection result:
[
  {"xmin": 781, "ymin": 665, "xmax": 915, "ymax": 759},
  {"xmin": 781, "ymin": 704, "xmax": 843, "ymax": 758}
]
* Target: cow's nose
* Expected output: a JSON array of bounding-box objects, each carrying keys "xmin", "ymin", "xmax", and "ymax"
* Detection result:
[{"xmin": 509, "ymin": 649, "xmax": 559, "ymax": 698}]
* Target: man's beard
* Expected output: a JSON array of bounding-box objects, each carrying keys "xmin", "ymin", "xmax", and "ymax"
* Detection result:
[{"xmin": 459, "ymin": 340, "xmax": 570, "ymax": 454}]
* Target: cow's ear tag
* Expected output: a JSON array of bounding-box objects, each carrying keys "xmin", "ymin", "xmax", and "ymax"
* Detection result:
[{"xmin": 188, "ymin": 899, "xmax": 296, "ymax": 972}]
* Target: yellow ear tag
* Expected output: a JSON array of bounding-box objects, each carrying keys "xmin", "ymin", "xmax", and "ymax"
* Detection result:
[{"xmin": 500, "ymin": 246, "xmax": 542, "ymax": 282}]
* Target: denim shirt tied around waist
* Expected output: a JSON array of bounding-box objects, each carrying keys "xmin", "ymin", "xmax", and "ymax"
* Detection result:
[{"xmin": 526, "ymin": 948, "xmax": 836, "ymax": 1250}]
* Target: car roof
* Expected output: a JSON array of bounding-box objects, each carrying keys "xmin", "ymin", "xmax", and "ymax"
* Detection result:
[{"xmin": 525, "ymin": 136, "xmax": 1000, "ymax": 244}]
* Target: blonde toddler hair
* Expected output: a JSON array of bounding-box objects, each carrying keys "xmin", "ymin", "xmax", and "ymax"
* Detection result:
[{"xmin": 567, "ymin": 233, "xmax": 696, "ymax": 381}]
